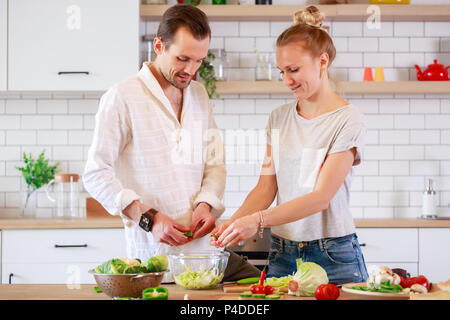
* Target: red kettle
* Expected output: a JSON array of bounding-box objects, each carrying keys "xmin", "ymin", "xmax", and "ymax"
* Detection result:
[{"xmin": 415, "ymin": 59, "xmax": 449, "ymax": 81}]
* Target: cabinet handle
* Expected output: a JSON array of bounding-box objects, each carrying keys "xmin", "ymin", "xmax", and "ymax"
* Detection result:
[
  {"xmin": 54, "ymin": 244, "xmax": 88, "ymax": 248},
  {"xmin": 57, "ymin": 71, "xmax": 90, "ymax": 75},
  {"xmin": 8, "ymin": 273, "xmax": 14, "ymax": 284},
  {"xmin": 360, "ymin": 243, "xmax": 366, "ymax": 247}
]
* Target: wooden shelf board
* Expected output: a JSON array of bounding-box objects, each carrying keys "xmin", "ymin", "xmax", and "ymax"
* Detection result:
[
  {"xmin": 216, "ymin": 81, "xmax": 450, "ymax": 95},
  {"xmin": 140, "ymin": 4, "xmax": 450, "ymax": 21}
]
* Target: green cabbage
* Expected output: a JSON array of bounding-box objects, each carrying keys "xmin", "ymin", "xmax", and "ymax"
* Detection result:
[
  {"xmin": 173, "ymin": 266, "xmax": 224, "ymax": 289},
  {"xmin": 292, "ymin": 259, "xmax": 329, "ymax": 296},
  {"xmin": 94, "ymin": 256, "xmax": 167, "ymax": 274}
]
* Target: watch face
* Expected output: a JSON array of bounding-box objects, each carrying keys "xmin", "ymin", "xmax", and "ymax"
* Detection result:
[{"xmin": 139, "ymin": 214, "xmax": 152, "ymax": 232}]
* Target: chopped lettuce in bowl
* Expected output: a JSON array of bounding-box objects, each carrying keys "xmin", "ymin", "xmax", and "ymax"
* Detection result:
[{"xmin": 174, "ymin": 265, "xmax": 224, "ymax": 289}]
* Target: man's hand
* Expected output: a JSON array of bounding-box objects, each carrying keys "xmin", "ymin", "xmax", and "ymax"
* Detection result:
[
  {"xmin": 190, "ymin": 202, "xmax": 215, "ymax": 240},
  {"xmin": 151, "ymin": 213, "xmax": 191, "ymax": 246}
]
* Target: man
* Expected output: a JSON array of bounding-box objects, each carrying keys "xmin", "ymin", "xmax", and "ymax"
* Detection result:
[{"xmin": 83, "ymin": 4, "xmax": 259, "ymax": 282}]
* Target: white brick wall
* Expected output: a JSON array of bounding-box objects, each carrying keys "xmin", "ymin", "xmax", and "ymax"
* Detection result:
[{"xmin": 0, "ymin": 19, "xmax": 449, "ymax": 220}]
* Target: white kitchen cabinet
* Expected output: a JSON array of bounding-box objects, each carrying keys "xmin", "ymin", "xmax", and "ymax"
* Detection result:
[
  {"xmin": 419, "ymin": 228, "xmax": 450, "ymax": 283},
  {"xmin": 1, "ymin": 228, "xmax": 126, "ymax": 284},
  {"xmin": 0, "ymin": 0, "xmax": 7, "ymax": 91},
  {"xmin": 8, "ymin": 0, "xmax": 140, "ymax": 91}
]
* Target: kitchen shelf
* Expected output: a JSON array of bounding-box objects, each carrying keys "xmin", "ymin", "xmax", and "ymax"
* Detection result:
[
  {"xmin": 216, "ymin": 81, "xmax": 450, "ymax": 95},
  {"xmin": 140, "ymin": 4, "xmax": 450, "ymax": 21}
]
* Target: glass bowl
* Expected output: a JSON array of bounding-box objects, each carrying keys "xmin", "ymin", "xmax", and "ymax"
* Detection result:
[{"xmin": 168, "ymin": 251, "xmax": 230, "ymax": 290}]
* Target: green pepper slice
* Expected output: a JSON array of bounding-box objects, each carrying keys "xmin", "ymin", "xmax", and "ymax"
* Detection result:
[
  {"xmin": 142, "ymin": 287, "xmax": 169, "ymax": 300},
  {"xmin": 183, "ymin": 232, "xmax": 193, "ymax": 237},
  {"xmin": 93, "ymin": 286, "xmax": 103, "ymax": 293}
]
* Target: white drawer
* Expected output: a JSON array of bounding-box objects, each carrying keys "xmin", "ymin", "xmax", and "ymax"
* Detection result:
[
  {"xmin": 356, "ymin": 228, "xmax": 418, "ymax": 263},
  {"xmin": 2, "ymin": 262, "xmax": 100, "ymax": 284},
  {"xmin": 2, "ymin": 229, "xmax": 126, "ymax": 263}
]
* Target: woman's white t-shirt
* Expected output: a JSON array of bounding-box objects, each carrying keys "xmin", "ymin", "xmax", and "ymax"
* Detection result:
[{"xmin": 266, "ymin": 102, "xmax": 366, "ymax": 242}]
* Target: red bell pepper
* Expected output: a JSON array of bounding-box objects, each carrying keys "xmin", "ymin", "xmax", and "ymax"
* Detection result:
[{"xmin": 399, "ymin": 275, "xmax": 430, "ymax": 291}]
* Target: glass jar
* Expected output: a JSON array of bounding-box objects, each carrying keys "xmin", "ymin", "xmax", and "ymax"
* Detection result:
[
  {"xmin": 45, "ymin": 173, "xmax": 84, "ymax": 219},
  {"xmin": 210, "ymin": 49, "xmax": 229, "ymax": 81},
  {"xmin": 256, "ymin": 53, "xmax": 275, "ymax": 81}
]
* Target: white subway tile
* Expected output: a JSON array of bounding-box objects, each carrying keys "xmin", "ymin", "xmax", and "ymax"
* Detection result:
[
  {"xmin": 394, "ymin": 115, "xmax": 424, "ymax": 129},
  {"xmin": 379, "ymin": 99, "xmax": 409, "ymax": 113},
  {"xmin": 409, "ymin": 191, "xmax": 422, "ymax": 207},
  {"xmin": 239, "ymin": 53, "xmax": 258, "ymax": 68},
  {"xmin": 354, "ymin": 160, "xmax": 379, "ymax": 176},
  {"xmin": 333, "ymin": 22, "xmax": 363, "ymax": 37},
  {"xmin": 68, "ymin": 131, "xmax": 93, "ymax": 145},
  {"xmin": 380, "ymin": 130, "xmax": 409, "ymax": 145},
  {"xmin": 255, "ymin": 99, "xmax": 285, "ymax": 114},
  {"xmin": 410, "ymin": 99, "xmax": 440, "ymax": 113},
  {"xmin": 5, "ymin": 100, "xmax": 36, "ymax": 114},
  {"xmin": 333, "ymin": 53, "xmax": 363, "ymax": 68},
  {"xmin": 52, "ymin": 115, "xmax": 83, "ymax": 130},
  {"xmin": 331, "ymin": 68, "xmax": 349, "ymax": 81},
  {"xmin": 215, "ymin": 115, "xmax": 241, "ymax": 129},
  {"xmin": 394, "ymin": 146, "xmax": 424, "ymax": 160},
  {"xmin": 68, "ymin": 161, "xmax": 86, "ymax": 176},
  {"xmin": 224, "ymin": 99, "xmax": 255, "ymax": 114},
  {"xmin": 0, "ymin": 115, "xmax": 20, "ymax": 129},
  {"xmin": 425, "ymin": 145, "xmax": 450, "ymax": 160},
  {"xmin": 410, "ymin": 130, "xmax": 440, "ymax": 145},
  {"xmin": 364, "ymin": 207, "xmax": 394, "ymax": 219},
  {"xmin": 21, "ymin": 115, "xmax": 52, "ymax": 129},
  {"xmin": 225, "ymin": 176, "xmax": 240, "ymax": 192},
  {"xmin": 225, "ymin": 38, "xmax": 255, "ymax": 53},
  {"xmin": 394, "ymin": 22, "xmax": 424, "ymax": 37},
  {"xmin": 37, "ymin": 100, "xmax": 68, "ymax": 114},
  {"xmin": 348, "ymin": 38, "xmax": 378, "ymax": 52},
  {"xmin": 351, "ymin": 176, "xmax": 363, "ymax": 191},
  {"xmin": 349, "ymin": 207, "xmax": 364, "ymax": 219},
  {"xmin": 226, "ymin": 68, "xmax": 255, "ymax": 81},
  {"xmin": 333, "ymin": 37, "xmax": 348, "ymax": 52},
  {"xmin": 441, "ymin": 192, "xmax": 450, "ymax": 208},
  {"xmin": 223, "ymin": 191, "xmax": 247, "ymax": 207},
  {"xmin": 410, "ymin": 37, "xmax": 439, "ymax": 52},
  {"xmin": 0, "ymin": 100, "xmax": 4, "ymax": 113},
  {"xmin": 255, "ymin": 37, "xmax": 276, "ymax": 53},
  {"xmin": 270, "ymin": 22, "xmax": 291, "ymax": 37},
  {"xmin": 442, "ymin": 130, "xmax": 450, "ymax": 144},
  {"xmin": 394, "ymin": 53, "xmax": 424, "ymax": 68},
  {"xmin": 425, "ymin": 115, "xmax": 450, "ymax": 129},
  {"xmin": 380, "ymin": 160, "xmax": 410, "ymax": 175},
  {"xmin": 239, "ymin": 175, "xmax": 258, "ymax": 192},
  {"xmin": 210, "ymin": 22, "xmax": 239, "ymax": 37},
  {"xmin": 425, "ymin": 22, "xmax": 450, "ymax": 37},
  {"xmin": 0, "ymin": 162, "xmax": 5, "ymax": 176},
  {"xmin": 364, "ymin": 146, "xmax": 394, "ymax": 160},
  {"xmin": 395, "ymin": 207, "xmax": 421, "ymax": 219},
  {"xmin": 365, "ymin": 130, "xmax": 379, "ymax": 145},
  {"xmin": 6, "ymin": 131, "xmax": 36, "ymax": 145},
  {"xmin": 6, "ymin": 161, "xmax": 23, "ymax": 177},
  {"xmin": 83, "ymin": 115, "xmax": 96, "ymax": 130},
  {"xmin": 379, "ymin": 38, "xmax": 409, "ymax": 52},
  {"xmin": 364, "ymin": 176, "xmax": 393, "ymax": 191},
  {"xmin": 441, "ymin": 38, "xmax": 450, "ymax": 52},
  {"xmin": 379, "ymin": 191, "xmax": 409, "ymax": 206},
  {"xmin": 425, "ymin": 53, "xmax": 450, "ymax": 65},
  {"xmin": 226, "ymin": 163, "xmax": 257, "ymax": 176},
  {"xmin": 394, "ymin": 176, "xmax": 425, "ymax": 191},
  {"xmin": 210, "ymin": 37, "xmax": 224, "ymax": 50},
  {"xmin": 441, "ymin": 99, "xmax": 450, "ymax": 113},
  {"xmin": 365, "ymin": 115, "xmax": 394, "ymax": 129},
  {"xmin": 363, "ymin": 21, "xmax": 393, "ymax": 37},
  {"xmin": 5, "ymin": 192, "xmax": 20, "ymax": 207},
  {"xmin": 349, "ymin": 99, "xmax": 379, "ymax": 114},
  {"xmin": 239, "ymin": 115, "xmax": 269, "ymax": 129},
  {"xmin": 240, "ymin": 22, "xmax": 270, "ymax": 37},
  {"xmin": 53, "ymin": 146, "xmax": 84, "ymax": 161},
  {"xmin": 349, "ymin": 192, "xmax": 378, "ymax": 207},
  {"xmin": 381, "ymin": 68, "xmax": 410, "ymax": 81},
  {"xmin": 0, "ymin": 177, "xmax": 20, "ymax": 192},
  {"xmin": 68, "ymin": 99, "xmax": 99, "ymax": 114},
  {"xmin": 0, "ymin": 147, "xmax": 21, "ymax": 161},
  {"xmin": 441, "ymin": 161, "xmax": 450, "ymax": 175},
  {"xmin": 410, "ymin": 161, "xmax": 440, "ymax": 176}
]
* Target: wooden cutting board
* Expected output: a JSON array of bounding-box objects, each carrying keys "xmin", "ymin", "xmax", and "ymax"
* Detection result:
[{"xmin": 223, "ymin": 284, "xmax": 288, "ymax": 293}]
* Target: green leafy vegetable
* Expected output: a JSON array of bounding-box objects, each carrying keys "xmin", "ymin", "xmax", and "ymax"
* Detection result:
[
  {"xmin": 94, "ymin": 286, "xmax": 103, "ymax": 293},
  {"xmin": 291, "ymin": 259, "xmax": 329, "ymax": 297},
  {"xmin": 264, "ymin": 275, "xmax": 294, "ymax": 288},
  {"xmin": 352, "ymin": 280, "xmax": 404, "ymax": 294},
  {"xmin": 15, "ymin": 150, "xmax": 59, "ymax": 213},
  {"xmin": 174, "ymin": 265, "xmax": 224, "ymax": 289},
  {"xmin": 183, "ymin": 232, "xmax": 193, "ymax": 238},
  {"xmin": 94, "ymin": 256, "xmax": 167, "ymax": 274}
]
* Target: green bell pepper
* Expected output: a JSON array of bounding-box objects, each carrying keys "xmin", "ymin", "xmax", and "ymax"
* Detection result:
[{"xmin": 142, "ymin": 287, "xmax": 169, "ymax": 300}]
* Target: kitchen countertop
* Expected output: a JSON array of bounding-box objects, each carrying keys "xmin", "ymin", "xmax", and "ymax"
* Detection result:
[{"xmin": 0, "ymin": 218, "xmax": 449, "ymax": 230}]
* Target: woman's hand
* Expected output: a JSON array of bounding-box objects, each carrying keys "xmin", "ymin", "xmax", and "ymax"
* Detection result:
[
  {"xmin": 216, "ymin": 213, "xmax": 260, "ymax": 247},
  {"xmin": 209, "ymin": 219, "xmax": 232, "ymax": 247}
]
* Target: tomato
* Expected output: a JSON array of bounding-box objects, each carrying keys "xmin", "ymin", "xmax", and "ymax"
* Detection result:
[
  {"xmin": 288, "ymin": 280, "xmax": 299, "ymax": 293},
  {"xmin": 315, "ymin": 284, "xmax": 340, "ymax": 300},
  {"xmin": 264, "ymin": 285, "xmax": 275, "ymax": 295},
  {"xmin": 250, "ymin": 285, "xmax": 265, "ymax": 294}
]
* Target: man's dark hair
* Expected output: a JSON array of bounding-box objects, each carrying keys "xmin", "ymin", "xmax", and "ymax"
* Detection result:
[{"xmin": 157, "ymin": 4, "xmax": 211, "ymax": 48}]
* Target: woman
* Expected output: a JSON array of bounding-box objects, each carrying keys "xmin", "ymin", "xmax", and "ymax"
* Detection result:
[{"xmin": 210, "ymin": 6, "xmax": 369, "ymax": 285}]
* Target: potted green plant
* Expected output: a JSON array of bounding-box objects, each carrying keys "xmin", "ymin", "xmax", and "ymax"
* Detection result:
[
  {"xmin": 15, "ymin": 150, "xmax": 59, "ymax": 218},
  {"xmin": 198, "ymin": 50, "xmax": 219, "ymax": 100}
]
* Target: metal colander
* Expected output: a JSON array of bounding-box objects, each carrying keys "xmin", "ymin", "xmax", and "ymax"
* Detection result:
[{"xmin": 88, "ymin": 269, "xmax": 167, "ymax": 298}]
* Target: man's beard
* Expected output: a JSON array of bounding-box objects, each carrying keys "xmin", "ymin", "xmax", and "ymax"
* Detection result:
[{"xmin": 160, "ymin": 67, "xmax": 191, "ymax": 89}]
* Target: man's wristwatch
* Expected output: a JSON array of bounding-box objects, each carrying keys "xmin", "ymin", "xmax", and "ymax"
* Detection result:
[{"xmin": 139, "ymin": 208, "xmax": 158, "ymax": 232}]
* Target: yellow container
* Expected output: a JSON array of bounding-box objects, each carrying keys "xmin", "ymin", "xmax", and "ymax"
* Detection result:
[
  {"xmin": 370, "ymin": 0, "xmax": 410, "ymax": 4},
  {"xmin": 374, "ymin": 67, "xmax": 385, "ymax": 82}
]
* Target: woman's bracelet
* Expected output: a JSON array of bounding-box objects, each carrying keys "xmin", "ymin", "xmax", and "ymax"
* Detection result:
[{"xmin": 258, "ymin": 210, "xmax": 265, "ymax": 239}]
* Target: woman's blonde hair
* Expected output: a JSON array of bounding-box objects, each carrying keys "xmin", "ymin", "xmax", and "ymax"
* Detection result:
[{"xmin": 276, "ymin": 6, "xmax": 336, "ymax": 67}]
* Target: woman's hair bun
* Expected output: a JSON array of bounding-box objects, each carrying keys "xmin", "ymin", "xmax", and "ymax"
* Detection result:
[{"xmin": 293, "ymin": 6, "xmax": 325, "ymax": 28}]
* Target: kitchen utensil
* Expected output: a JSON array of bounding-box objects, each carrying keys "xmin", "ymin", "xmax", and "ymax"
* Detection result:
[
  {"xmin": 342, "ymin": 283, "xmax": 410, "ymax": 300},
  {"xmin": 88, "ymin": 269, "xmax": 167, "ymax": 298},
  {"xmin": 421, "ymin": 178, "xmax": 438, "ymax": 219},
  {"xmin": 45, "ymin": 173, "xmax": 84, "ymax": 219},
  {"xmin": 374, "ymin": 67, "xmax": 385, "ymax": 81},
  {"xmin": 168, "ymin": 251, "xmax": 229, "ymax": 289},
  {"xmin": 364, "ymin": 67, "xmax": 374, "ymax": 81},
  {"xmin": 415, "ymin": 59, "xmax": 450, "ymax": 81}
]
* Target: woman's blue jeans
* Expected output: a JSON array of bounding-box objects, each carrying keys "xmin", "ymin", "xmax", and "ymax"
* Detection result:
[{"xmin": 266, "ymin": 233, "xmax": 369, "ymax": 285}]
